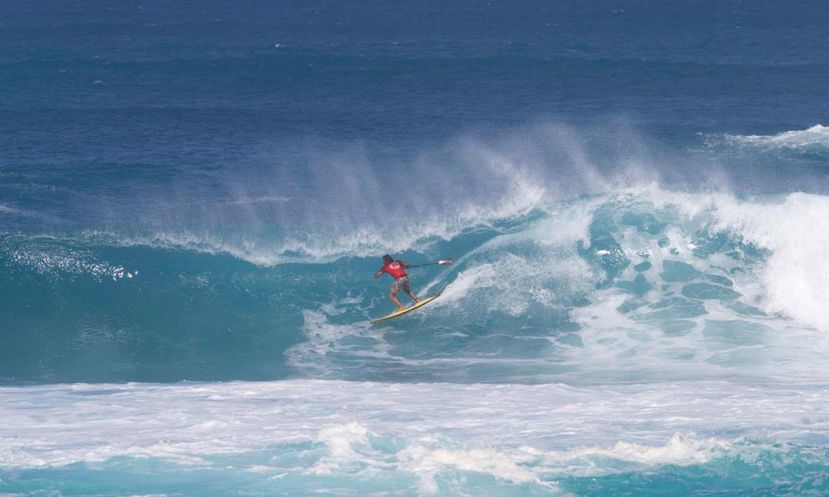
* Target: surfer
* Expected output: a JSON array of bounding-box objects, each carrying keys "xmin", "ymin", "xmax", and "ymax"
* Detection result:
[{"xmin": 374, "ymin": 254, "xmax": 420, "ymax": 310}]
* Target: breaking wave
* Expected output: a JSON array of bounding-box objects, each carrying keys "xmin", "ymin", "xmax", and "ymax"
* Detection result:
[{"xmin": 3, "ymin": 185, "xmax": 829, "ymax": 384}]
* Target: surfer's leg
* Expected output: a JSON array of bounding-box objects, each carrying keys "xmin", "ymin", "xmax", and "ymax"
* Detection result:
[
  {"xmin": 390, "ymin": 279, "xmax": 405, "ymax": 310},
  {"xmin": 389, "ymin": 291, "xmax": 404, "ymax": 310},
  {"xmin": 403, "ymin": 277, "xmax": 419, "ymax": 303}
]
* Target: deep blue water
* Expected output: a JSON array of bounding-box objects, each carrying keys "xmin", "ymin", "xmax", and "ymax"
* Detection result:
[{"xmin": 2, "ymin": 1, "xmax": 829, "ymax": 495}]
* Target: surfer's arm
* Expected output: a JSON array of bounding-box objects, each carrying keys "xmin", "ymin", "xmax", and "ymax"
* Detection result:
[
  {"xmin": 374, "ymin": 268, "xmax": 384, "ymax": 278},
  {"xmin": 399, "ymin": 260, "xmax": 410, "ymax": 268}
]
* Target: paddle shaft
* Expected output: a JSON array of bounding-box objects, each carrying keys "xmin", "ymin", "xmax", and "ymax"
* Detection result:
[{"xmin": 408, "ymin": 259, "xmax": 452, "ymax": 268}]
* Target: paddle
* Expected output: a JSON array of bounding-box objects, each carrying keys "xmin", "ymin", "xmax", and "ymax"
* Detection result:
[{"xmin": 408, "ymin": 258, "xmax": 453, "ymax": 268}]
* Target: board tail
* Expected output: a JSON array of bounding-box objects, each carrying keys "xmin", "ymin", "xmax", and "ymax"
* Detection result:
[{"xmin": 371, "ymin": 292, "xmax": 442, "ymax": 324}]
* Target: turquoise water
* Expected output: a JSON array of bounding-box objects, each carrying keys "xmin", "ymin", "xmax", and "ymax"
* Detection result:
[{"xmin": 2, "ymin": 0, "xmax": 829, "ymax": 495}]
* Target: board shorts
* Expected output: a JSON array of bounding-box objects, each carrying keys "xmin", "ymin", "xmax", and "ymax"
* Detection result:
[{"xmin": 390, "ymin": 275, "xmax": 409, "ymax": 294}]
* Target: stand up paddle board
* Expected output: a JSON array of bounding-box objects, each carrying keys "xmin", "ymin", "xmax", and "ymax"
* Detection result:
[{"xmin": 371, "ymin": 293, "xmax": 442, "ymax": 324}]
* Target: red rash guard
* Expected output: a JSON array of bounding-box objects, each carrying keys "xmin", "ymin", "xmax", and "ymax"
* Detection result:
[{"xmin": 382, "ymin": 261, "xmax": 408, "ymax": 279}]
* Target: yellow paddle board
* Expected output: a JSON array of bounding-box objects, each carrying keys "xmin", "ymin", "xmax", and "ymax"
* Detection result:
[{"xmin": 371, "ymin": 293, "xmax": 442, "ymax": 324}]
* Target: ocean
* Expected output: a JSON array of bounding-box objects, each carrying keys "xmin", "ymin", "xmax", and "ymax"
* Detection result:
[{"xmin": 2, "ymin": 0, "xmax": 829, "ymax": 495}]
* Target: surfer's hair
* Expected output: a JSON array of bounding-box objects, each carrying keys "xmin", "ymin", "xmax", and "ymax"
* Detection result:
[{"xmin": 382, "ymin": 254, "xmax": 393, "ymax": 263}]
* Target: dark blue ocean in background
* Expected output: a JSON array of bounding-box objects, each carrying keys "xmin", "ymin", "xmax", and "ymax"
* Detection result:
[{"xmin": 2, "ymin": 1, "xmax": 829, "ymax": 495}]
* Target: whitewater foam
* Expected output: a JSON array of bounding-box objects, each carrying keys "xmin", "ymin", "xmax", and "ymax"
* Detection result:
[
  {"xmin": 428, "ymin": 199, "xmax": 598, "ymax": 312},
  {"xmin": 710, "ymin": 192, "xmax": 829, "ymax": 332},
  {"xmin": 575, "ymin": 188, "xmax": 829, "ymax": 333},
  {"xmin": 398, "ymin": 442, "xmax": 541, "ymax": 493},
  {"xmin": 1, "ymin": 379, "xmax": 824, "ymax": 480},
  {"xmin": 550, "ymin": 433, "xmax": 729, "ymax": 468},
  {"xmin": 311, "ymin": 423, "xmax": 373, "ymax": 474},
  {"xmin": 723, "ymin": 124, "xmax": 829, "ymax": 154}
]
